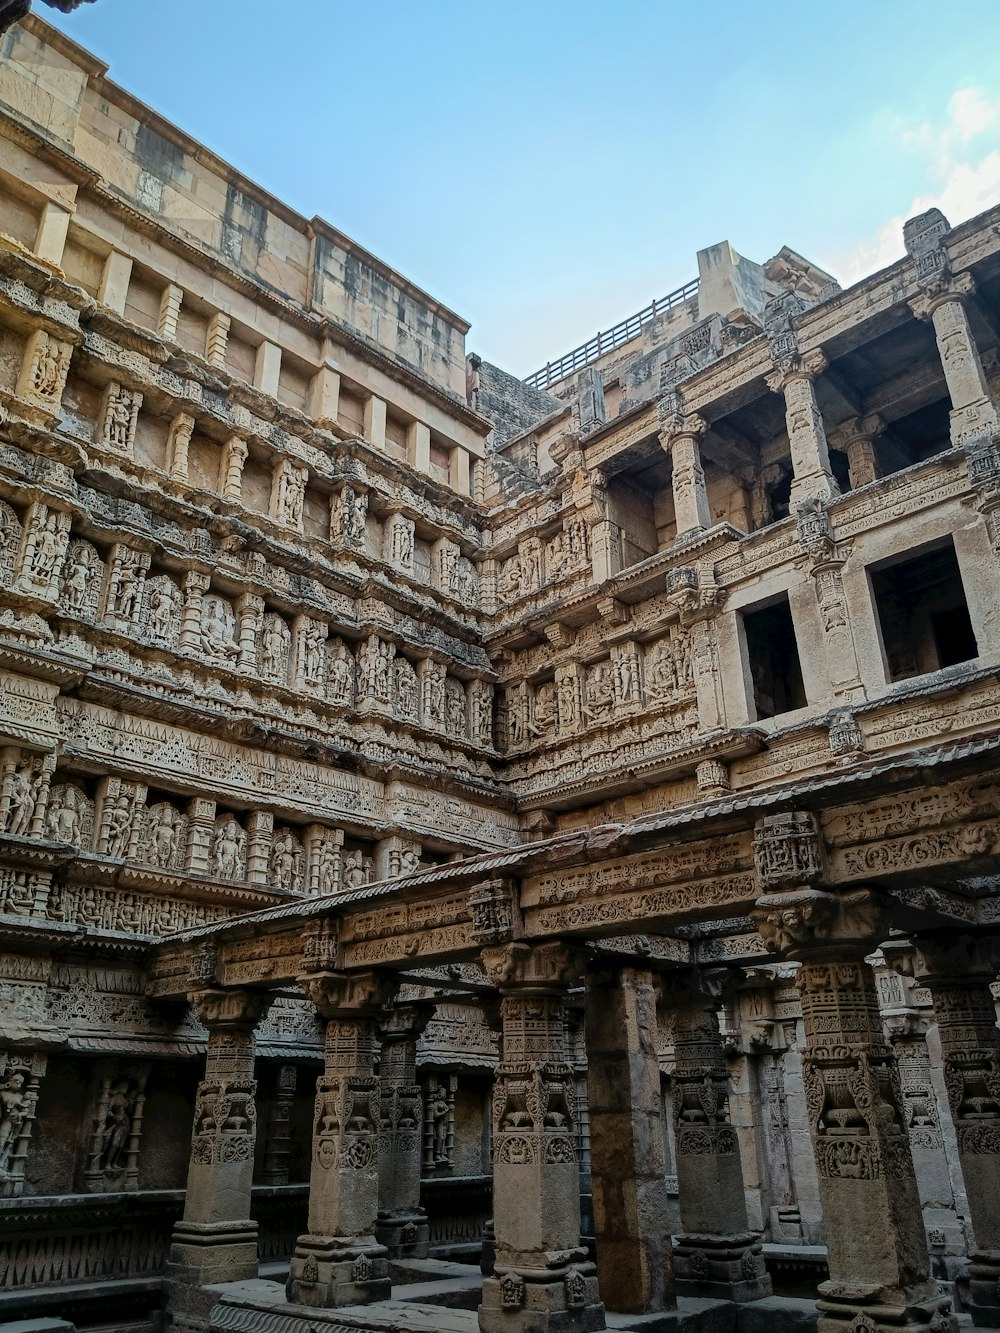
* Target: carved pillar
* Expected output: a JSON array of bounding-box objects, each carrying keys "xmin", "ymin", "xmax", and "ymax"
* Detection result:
[
  {"xmin": 766, "ymin": 354, "xmax": 838, "ymax": 509},
  {"xmin": 185, "ymin": 797, "xmax": 216, "ymax": 876},
  {"xmin": 376, "ymin": 1001, "xmax": 434, "ymax": 1258},
  {"xmin": 261, "ymin": 1064, "xmax": 298, "ymax": 1187},
  {"xmin": 220, "ymin": 436, "xmax": 249, "ymax": 502},
  {"xmin": 796, "ymin": 500, "xmax": 864, "ymax": 700},
  {"xmin": 585, "ymin": 963, "xmax": 675, "ymax": 1314},
  {"xmin": 479, "ymin": 942, "xmax": 605, "ymax": 1333},
  {"xmin": 168, "ymin": 413, "xmax": 195, "ymax": 483},
  {"xmin": 831, "ymin": 414, "xmax": 884, "ymax": 491},
  {"xmin": 236, "ymin": 592, "xmax": 264, "ymax": 672},
  {"xmin": 245, "ymin": 810, "xmax": 273, "ymax": 885},
  {"xmin": 287, "ymin": 970, "xmax": 396, "ymax": 1308},
  {"xmin": 912, "ymin": 936, "xmax": 1000, "ymax": 1326},
  {"xmin": 659, "ymin": 969, "xmax": 771, "ymax": 1302},
  {"xmin": 166, "ymin": 988, "xmax": 270, "ymax": 1326},
  {"xmin": 752, "ymin": 841, "xmax": 952, "ymax": 1333},
  {"xmin": 179, "ymin": 571, "xmax": 210, "ymax": 651},
  {"xmin": 659, "ymin": 395, "xmax": 711, "ymax": 537},
  {"xmin": 904, "ymin": 208, "xmax": 999, "ymax": 447},
  {"xmin": 665, "ymin": 565, "xmax": 726, "ymax": 733}
]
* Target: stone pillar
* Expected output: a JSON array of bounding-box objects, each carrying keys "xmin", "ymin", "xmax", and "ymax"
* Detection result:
[
  {"xmin": 407, "ymin": 420, "xmax": 431, "ymax": 472},
  {"xmin": 831, "ymin": 414, "xmax": 884, "ymax": 491},
  {"xmin": 287, "ymin": 970, "xmax": 395, "ymax": 1309},
  {"xmin": 179, "ymin": 571, "xmax": 210, "ymax": 651},
  {"xmin": 766, "ymin": 352, "xmax": 839, "ymax": 509},
  {"xmin": 236, "ymin": 593, "xmax": 263, "ymax": 673},
  {"xmin": 254, "ymin": 340, "xmax": 281, "ymax": 397},
  {"xmin": 34, "ymin": 200, "xmax": 71, "ymax": 266},
  {"xmin": 376, "ymin": 1002, "xmax": 434, "ymax": 1258},
  {"xmin": 752, "ymin": 876, "xmax": 953, "ymax": 1333},
  {"xmin": 584, "ymin": 963, "xmax": 674, "ymax": 1314},
  {"xmin": 158, "ymin": 283, "xmax": 184, "ymax": 342},
  {"xmin": 913, "ymin": 936, "xmax": 1000, "ymax": 1326},
  {"xmin": 261, "ymin": 1064, "xmax": 298, "ymax": 1187},
  {"xmin": 168, "ymin": 413, "xmax": 195, "ymax": 483},
  {"xmin": 453, "ymin": 446, "xmax": 472, "ymax": 495},
  {"xmin": 220, "ymin": 436, "xmax": 248, "ymax": 502},
  {"xmin": 309, "ymin": 355, "xmax": 341, "ymax": 427},
  {"xmin": 364, "ymin": 394, "xmax": 387, "ymax": 449},
  {"xmin": 99, "ymin": 250, "xmax": 133, "ymax": 314},
  {"xmin": 205, "ymin": 312, "xmax": 231, "ymax": 368},
  {"xmin": 166, "ymin": 988, "xmax": 270, "ymax": 1328},
  {"xmin": 904, "ymin": 208, "xmax": 999, "ymax": 447},
  {"xmin": 659, "ymin": 394, "xmax": 711, "ymax": 537},
  {"xmin": 479, "ymin": 943, "xmax": 604, "ymax": 1333},
  {"xmin": 660, "ymin": 970, "xmax": 771, "ymax": 1302}
]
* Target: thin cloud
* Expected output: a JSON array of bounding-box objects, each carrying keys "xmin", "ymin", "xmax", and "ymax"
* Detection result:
[{"xmin": 831, "ymin": 87, "xmax": 1000, "ymax": 286}]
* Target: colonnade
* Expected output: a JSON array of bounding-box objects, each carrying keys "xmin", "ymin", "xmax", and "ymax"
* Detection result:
[{"xmin": 164, "ymin": 899, "xmax": 1000, "ymax": 1333}]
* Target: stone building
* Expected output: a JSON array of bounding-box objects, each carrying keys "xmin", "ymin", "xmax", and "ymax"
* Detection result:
[{"xmin": 2, "ymin": 14, "xmax": 1000, "ymax": 1333}]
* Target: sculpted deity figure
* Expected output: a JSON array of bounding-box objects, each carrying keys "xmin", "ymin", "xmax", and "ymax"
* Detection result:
[
  {"xmin": 557, "ymin": 672, "xmax": 579, "ymax": 730},
  {"xmin": 201, "ymin": 596, "xmax": 237, "ymax": 660},
  {"xmin": 341, "ymin": 487, "xmax": 367, "ymax": 546},
  {"xmin": 47, "ymin": 786, "xmax": 81, "ymax": 844},
  {"xmin": 270, "ymin": 829, "xmax": 299, "ymax": 891},
  {"xmin": 146, "ymin": 581, "xmax": 180, "ymax": 642},
  {"xmin": 342, "ymin": 853, "xmax": 370, "ymax": 890},
  {"xmin": 109, "ymin": 559, "xmax": 142, "ymax": 622},
  {"xmin": 423, "ymin": 665, "xmax": 445, "ymax": 725},
  {"xmin": 97, "ymin": 1080, "xmax": 135, "ymax": 1172},
  {"xmin": 106, "ymin": 390, "xmax": 135, "ymax": 451},
  {"xmin": 260, "ymin": 617, "xmax": 288, "ymax": 680},
  {"xmin": 583, "ymin": 663, "xmax": 614, "ymax": 724},
  {"xmin": 455, "ymin": 556, "xmax": 479, "ymax": 606},
  {"xmin": 29, "ymin": 514, "xmax": 61, "ymax": 586},
  {"xmin": 34, "ymin": 337, "xmax": 63, "ymax": 399},
  {"xmin": 302, "ymin": 622, "xmax": 325, "ymax": 686},
  {"xmin": 546, "ymin": 532, "xmax": 565, "ymax": 580},
  {"xmin": 615, "ymin": 651, "xmax": 641, "ymax": 707},
  {"xmin": 211, "ymin": 819, "xmax": 245, "ymax": 880},
  {"xmin": 507, "ymin": 690, "xmax": 527, "ymax": 749},
  {"xmin": 6, "ymin": 765, "xmax": 38, "ymax": 837},
  {"xmin": 499, "ymin": 554, "xmax": 524, "ymax": 603},
  {"xmin": 0, "ymin": 1072, "xmax": 29, "ymax": 1177},
  {"xmin": 148, "ymin": 805, "xmax": 181, "ymax": 868},
  {"xmin": 394, "ymin": 658, "xmax": 418, "ymax": 720},
  {"xmin": 327, "ymin": 640, "xmax": 353, "ymax": 703},
  {"xmin": 445, "ymin": 680, "xmax": 467, "ymax": 736},
  {"xmin": 315, "ymin": 837, "xmax": 339, "ymax": 896},
  {"xmin": 530, "ymin": 682, "xmax": 557, "ymax": 738},
  {"xmin": 647, "ymin": 638, "xmax": 679, "ymax": 699},
  {"xmin": 63, "ymin": 545, "xmax": 94, "ymax": 612},
  {"xmin": 103, "ymin": 792, "xmax": 132, "ymax": 859},
  {"xmin": 389, "ymin": 515, "xmax": 414, "ymax": 569},
  {"xmin": 430, "ymin": 1085, "xmax": 450, "ymax": 1163},
  {"xmin": 276, "ymin": 461, "xmax": 304, "ymax": 527}
]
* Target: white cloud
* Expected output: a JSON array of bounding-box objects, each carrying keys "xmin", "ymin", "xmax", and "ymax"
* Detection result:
[{"xmin": 833, "ymin": 87, "xmax": 1000, "ymax": 287}]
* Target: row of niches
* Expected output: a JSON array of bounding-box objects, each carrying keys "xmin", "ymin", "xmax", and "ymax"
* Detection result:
[
  {"xmin": 495, "ymin": 513, "xmax": 591, "ymax": 606},
  {"xmin": 498, "ymin": 628, "xmax": 697, "ymax": 754},
  {"xmin": 0, "ymin": 750, "xmax": 444, "ymax": 900},
  {"xmin": 3, "ymin": 329, "xmax": 482, "ymax": 608},
  {"xmin": 0, "ymin": 502, "xmax": 495, "ymax": 749}
]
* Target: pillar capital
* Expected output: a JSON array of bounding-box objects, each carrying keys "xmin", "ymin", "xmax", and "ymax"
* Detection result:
[
  {"xmin": 752, "ymin": 810, "xmax": 826, "ymax": 891},
  {"xmin": 481, "ymin": 941, "xmax": 585, "ymax": 992},
  {"xmin": 908, "ymin": 932, "xmax": 1000, "ymax": 986},
  {"xmin": 764, "ymin": 348, "xmax": 827, "ymax": 393},
  {"xmin": 908, "ymin": 269, "xmax": 976, "ymax": 322},
  {"xmin": 752, "ymin": 886, "xmax": 886, "ymax": 962},
  {"xmin": 377, "ymin": 1000, "xmax": 435, "ymax": 1043},
  {"xmin": 189, "ymin": 987, "xmax": 270, "ymax": 1033},
  {"xmin": 657, "ymin": 392, "xmax": 707, "ymax": 444},
  {"xmin": 300, "ymin": 969, "xmax": 397, "ymax": 1019}
]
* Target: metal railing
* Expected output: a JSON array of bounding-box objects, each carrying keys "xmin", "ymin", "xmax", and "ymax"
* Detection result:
[{"xmin": 524, "ymin": 278, "xmax": 699, "ymax": 391}]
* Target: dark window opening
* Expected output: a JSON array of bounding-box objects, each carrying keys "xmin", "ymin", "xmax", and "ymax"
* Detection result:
[
  {"xmin": 829, "ymin": 447, "xmax": 851, "ymax": 493},
  {"xmin": 743, "ymin": 597, "xmax": 807, "ymax": 720},
  {"xmin": 765, "ymin": 466, "xmax": 793, "ymax": 524},
  {"xmin": 877, "ymin": 400, "xmax": 952, "ymax": 476},
  {"xmin": 870, "ymin": 540, "xmax": 978, "ymax": 683}
]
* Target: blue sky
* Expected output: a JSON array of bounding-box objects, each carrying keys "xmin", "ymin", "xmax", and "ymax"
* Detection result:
[{"xmin": 43, "ymin": 0, "xmax": 1000, "ymax": 375}]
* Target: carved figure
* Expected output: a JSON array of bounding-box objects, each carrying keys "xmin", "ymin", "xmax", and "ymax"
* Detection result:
[
  {"xmin": 499, "ymin": 553, "xmax": 523, "ymax": 603},
  {"xmin": 531, "ymin": 682, "xmax": 557, "ymax": 738},
  {"xmin": 28, "ymin": 514, "xmax": 61, "ymax": 586},
  {"xmin": 445, "ymin": 679, "xmax": 467, "ymax": 736},
  {"xmin": 615, "ymin": 650, "xmax": 641, "ymax": 707},
  {"xmin": 342, "ymin": 854, "xmax": 370, "ymax": 890},
  {"xmin": 201, "ymin": 596, "xmax": 237, "ymax": 659},
  {"xmin": 109, "ymin": 559, "xmax": 142, "ymax": 622},
  {"xmin": 97, "ymin": 1080, "xmax": 135, "ymax": 1172},
  {"xmin": 261, "ymin": 616, "xmax": 289, "ymax": 680},
  {"xmin": 648, "ymin": 638, "xmax": 679, "ymax": 698},
  {"xmin": 62, "ymin": 545, "xmax": 94, "ymax": 612},
  {"xmin": 430, "ymin": 1085, "xmax": 449, "ymax": 1163},
  {"xmin": 341, "ymin": 488, "xmax": 367, "ymax": 545},
  {"xmin": 47, "ymin": 786, "xmax": 81, "ymax": 844},
  {"xmin": 0, "ymin": 1073, "xmax": 29, "ymax": 1176},
  {"xmin": 327, "ymin": 640, "xmax": 353, "ymax": 702},
  {"xmin": 270, "ymin": 829, "xmax": 299, "ymax": 891},
  {"xmin": 148, "ymin": 805, "xmax": 182, "ymax": 869},
  {"xmin": 33, "ymin": 336, "xmax": 63, "ymax": 398},
  {"xmin": 211, "ymin": 819, "xmax": 245, "ymax": 880},
  {"xmin": 583, "ymin": 663, "xmax": 613, "ymax": 723},
  {"xmin": 146, "ymin": 580, "xmax": 180, "ymax": 641},
  {"xmin": 6, "ymin": 766, "xmax": 37, "ymax": 837},
  {"xmin": 302, "ymin": 622, "xmax": 325, "ymax": 686},
  {"xmin": 394, "ymin": 658, "xmax": 418, "ymax": 720}
]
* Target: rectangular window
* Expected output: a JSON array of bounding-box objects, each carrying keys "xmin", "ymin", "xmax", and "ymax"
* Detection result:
[
  {"xmin": 870, "ymin": 539, "xmax": 978, "ymax": 682},
  {"xmin": 743, "ymin": 596, "xmax": 807, "ymax": 720}
]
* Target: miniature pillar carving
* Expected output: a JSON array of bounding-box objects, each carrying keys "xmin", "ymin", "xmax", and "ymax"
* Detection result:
[
  {"xmin": 478, "ymin": 942, "xmax": 605, "ymax": 1333},
  {"xmin": 287, "ymin": 970, "xmax": 397, "ymax": 1309},
  {"xmin": 220, "ymin": 437, "xmax": 249, "ymax": 502},
  {"xmin": 166, "ymin": 988, "xmax": 270, "ymax": 1313},
  {"xmin": 184, "ymin": 797, "xmax": 216, "ymax": 876},
  {"xmin": 309, "ymin": 346, "xmax": 341, "ymax": 425},
  {"xmin": 905, "ymin": 208, "xmax": 999, "ymax": 446},
  {"xmin": 913, "ymin": 936, "xmax": 1000, "ymax": 1327},
  {"xmin": 236, "ymin": 593, "xmax": 264, "ymax": 672},
  {"xmin": 168, "ymin": 413, "xmax": 195, "ymax": 482},
  {"xmin": 261, "ymin": 1064, "xmax": 298, "ymax": 1187},
  {"xmin": 660, "ymin": 969, "xmax": 771, "ymax": 1302},
  {"xmin": 376, "ymin": 1002, "xmax": 434, "ymax": 1258},
  {"xmin": 585, "ymin": 964, "xmax": 675, "ymax": 1314},
  {"xmin": 179, "ymin": 570, "xmax": 210, "ymax": 650},
  {"xmin": 751, "ymin": 877, "xmax": 953, "ymax": 1333}
]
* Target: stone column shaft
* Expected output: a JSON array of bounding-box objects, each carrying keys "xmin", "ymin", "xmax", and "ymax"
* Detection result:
[
  {"xmin": 663, "ymin": 973, "xmax": 770, "ymax": 1302},
  {"xmin": 915, "ymin": 938, "xmax": 1000, "ymax": 1327},
  {"xmin": 585, "ymin": 965, "xmax": 674, "ymax": 1314},
  {"xmin": 767, "ymin": 354, "xmax": 838, "ymax": 508},
  {"xmin": 287, "ymin": 971, "xmax": 395, "ymax": 1309},
  {"xmin": 166, "ymin": 989, "xmax": 269, "ymax": 1328},
  {"xmin": 376, "ymin": 1003, "xmax": 434, "ymax": 1258},
  {"xmin": 910, "ymin": 281, "xmax": 999, "ymax": 446},
  {"xmin": 479, "ymin": 943, "xmax": 605, "ymax": 1333},
  {"xmin": 664, "ymin": 424, "xmax": 711, "ymax": 537}
]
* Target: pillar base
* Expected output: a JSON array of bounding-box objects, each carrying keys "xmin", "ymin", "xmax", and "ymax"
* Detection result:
[
  {"xmin": 480, "ymin": 1255, "xmax": 605, "ymax": 1332},
  {"xmin": 960, "ymin": 1249, "xmax": 1000, "ymax": 1328},
  {"xmin": 166, "ymin": 1219, "xmax": 259, "ymax": 1287},
  {"xmin": 286, "ymin": 1233, "xmax": 390, "ymax": 1308},
  {"xmin": 674, "ymin": 1232, "xmax": 772, "ymax": 1303},
  {"xmin": 815, "ymin": 1278, "xmax": 956, "ymax": 1333},
  {"xmin": 375, "ymin": 1207, "xmax": 429, "ymax": 1258}
]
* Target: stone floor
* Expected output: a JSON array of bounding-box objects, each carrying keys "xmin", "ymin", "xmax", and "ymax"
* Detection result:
[{"xmin": 205, "ymin": 1263, "xmax": 996, "ymax": 1333}]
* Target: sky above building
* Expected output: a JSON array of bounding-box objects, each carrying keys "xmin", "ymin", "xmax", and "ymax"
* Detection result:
[{"xmin": 40, "ymin": 0, "xmax": 1000, "ymax": 378}]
